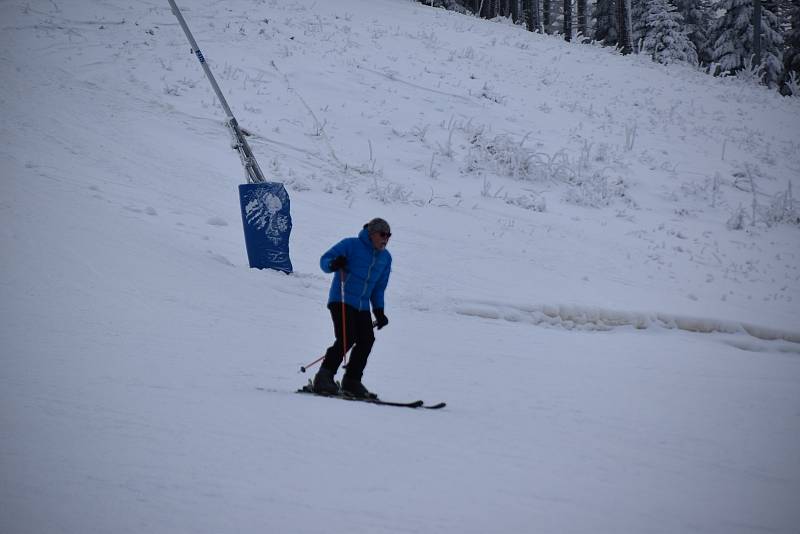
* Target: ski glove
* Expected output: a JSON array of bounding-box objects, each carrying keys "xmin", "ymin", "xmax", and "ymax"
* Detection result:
[
  {"xmin": 329, "ymin": 255, "xmax": 347, "ymax": 271},
  {"xmin": 374, "ymin": 308, "xmax": 389, "ymax": 330}
]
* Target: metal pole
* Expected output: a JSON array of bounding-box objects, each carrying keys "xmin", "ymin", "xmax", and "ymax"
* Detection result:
[
  {"xmin": 168, "ymin": 0, "xmax": 233, "ymax": 119},
  {"xmin": 168, "ymin": 0, "xmax": 266, "ymax": 184}
]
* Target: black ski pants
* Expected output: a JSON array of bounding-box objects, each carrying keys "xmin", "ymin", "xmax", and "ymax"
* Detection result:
[{"xmin": 321, "ymin": 302, "xmax": 375, "ymax": 380}]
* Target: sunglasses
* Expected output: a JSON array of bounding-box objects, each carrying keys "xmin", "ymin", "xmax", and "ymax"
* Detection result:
[{"xmin": 379, "ymin": 231, "xmax": 391, "ymax": 239}]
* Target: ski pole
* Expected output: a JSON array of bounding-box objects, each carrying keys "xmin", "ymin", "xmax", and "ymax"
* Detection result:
[
  {"xmin": 340, "ymin": 270, "xmax": 348, "ymax": 368},
  {"xmin": 298, "ymin": 322, "xmax": 378, "ymax": 372},
  {"xmin": 299, "ymin": 354, "xmax": 324, "ymax": 373}
]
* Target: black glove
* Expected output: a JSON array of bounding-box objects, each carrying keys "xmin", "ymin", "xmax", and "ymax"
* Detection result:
[
  {"xmin": 374, "ymin": 308, "xmax": 389, "ymax": 330},
  {"xmin": 329, "ymin": 256, "xmax": 347, "ymax": 271}
]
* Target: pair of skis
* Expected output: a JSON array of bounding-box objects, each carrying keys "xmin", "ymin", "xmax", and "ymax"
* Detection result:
[{"xmin": 297, "ymin": 381, "xmax": 446, "ymax": 410}]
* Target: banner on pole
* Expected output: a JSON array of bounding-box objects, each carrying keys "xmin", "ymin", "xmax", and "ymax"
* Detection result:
[{"xmin": 238, "ymin": 183, "xmax": 293, "ymax": 273}]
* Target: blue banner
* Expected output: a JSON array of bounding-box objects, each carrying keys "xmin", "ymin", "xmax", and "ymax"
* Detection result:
[{"xmin": 238, "ymin": 183, "xmax": 293, "ymax": 273}]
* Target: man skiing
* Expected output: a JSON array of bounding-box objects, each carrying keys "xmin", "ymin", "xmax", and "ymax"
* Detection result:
[{"xmin": 312, "ymin": 218, "xmax": 392, "ymax": 398}]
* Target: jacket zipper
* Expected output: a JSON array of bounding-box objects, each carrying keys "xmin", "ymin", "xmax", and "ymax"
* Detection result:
[{"xmin": 360, "ymin": 250, "xmax": 377, "ymax": 308}]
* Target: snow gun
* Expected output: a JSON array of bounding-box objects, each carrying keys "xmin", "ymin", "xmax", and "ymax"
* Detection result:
[{"xmin": 168, "ymin": 0, "xmax": 293, "ymax": 273}]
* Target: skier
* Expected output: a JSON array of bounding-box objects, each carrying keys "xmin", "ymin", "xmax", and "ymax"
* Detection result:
[{"xmin": 312, "ymin": 218, "xmax": 392, "ymax": 398}]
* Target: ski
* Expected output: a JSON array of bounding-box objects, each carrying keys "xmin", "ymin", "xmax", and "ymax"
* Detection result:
[{"xmin": 296, "ymin": 382, "xmax": 445, "ymax": 409}]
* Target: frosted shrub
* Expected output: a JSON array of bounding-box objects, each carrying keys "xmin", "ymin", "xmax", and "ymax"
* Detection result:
[
  {"xmin": 726, "ymin": 204, "xmax": 748, "ymax": 230},
  {"xmin": 464, "ymin": 125, "xmax": 584, "ymax": 184},
  {"xmin": 478, "ymin": 82, "xmax": 506, "ymax": 104},
  {"xmin": 734, "ymin": 56, "xmax": 765, "ymax": 86},
  {"xmin": 465, "ymin": 133, "xmax": 534, "ymax": 179},
  {"xmin": 528, "ymin": 150, "xmax": 578, "ymax": 182},
  {"xmin": 764, "ymin": 182, "xmax": 799, "ymax": 227},
  {"xmin": 506, "ymin": 193, "xmax": 546, "ymax": 212},
  {"xmin": 368, "ymin": 179, "xmax": 414, "ymax": 204},
  {"xmin": 785, "ymin": 71, "xmax": 800, "ymax": 97},
  {"xmin": 563, "ymin": 171, "xmax": 627, "ymax": 208}
]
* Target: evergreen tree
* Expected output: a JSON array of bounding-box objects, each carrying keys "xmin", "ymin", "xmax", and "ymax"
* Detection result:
[
  {"xmin": 711, "ymin": 0, "xmax": 784, "ymax": 86},
  {"xmin": 543, "ymin": 0, "xmax": 552, "ymax": 33},
  {"xmin": 631, "ymin": 0, "xmax": 648, "ymax": 48},
  {"xmin": 642, "ymin": 0, "xmax": 699, "ymax": 64},
  {"xmin": 511, "ymin": 0, "xmax": 521, "ymax": 22},
  {"xmin": 577, "ymin": 0, "xmax": 588, "ymax": 39},
  {"xmin": 524, "ymin": 0, "xmax": 543, "ymax": 31},
  {"xmin": 564, "ymin": 0, "xmax": 573, "ymax": 40},
  {"xmin": 785, "ymin": 2, "xmax": 800, "ymax": 79},
  {"xmin": 674, "ymin": 0, "xmax": 713, "ymax": 65},
  {"xmin": 617, "ymin": 0, "xmax": 634, "ymax": 54},
  {"xmin": 594, "ymin": 0, "xmax": 618, "ymax": 45}
]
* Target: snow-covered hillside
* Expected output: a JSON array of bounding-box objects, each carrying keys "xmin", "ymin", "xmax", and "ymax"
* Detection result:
[{"xmin": 2, "ymin": 1, "xmax": 799, "ymax": 533}]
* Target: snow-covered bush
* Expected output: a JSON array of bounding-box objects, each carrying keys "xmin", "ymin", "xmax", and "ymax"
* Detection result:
[
  {"xmin": 477, "ymin": 82, "xmax": 506, "ymax": 104},
  {"xmin": 763, "ymin": 182, "xmax": 799, "ymax": 227},
  {"xmin": 367, "ymin": 179, "xmax": 414, "ymax": 204},
  {"xmin": 505, "ymin": 192, "xmax": 547, "ymax": 212},
  {"xmin": 563, "ymin": 171, "xmax": 627, "ymax": 208},
  {"xmin": 528, "ymin": 150, "xmax": 578, "ymax": 182},
  {"xmin": 733, "ymin": 56, "xmax": 765, "ymax": 87},
  {"xmin": 466, "ymin": 133, "xmax": 587, "ymax": 184},
  {"xmin": 726, "ymin": 204, "xmax": 748, "ymax": 230},
  {"xmin": 785, "ymin": 71, "xmax": 800, "ymax": 98},
  {"xmin": 465, "ymin": 132, "xmax": 535, "ymax": 179}
]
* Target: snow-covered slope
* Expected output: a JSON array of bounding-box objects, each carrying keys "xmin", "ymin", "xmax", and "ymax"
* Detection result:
[{"xmin": 2, "ymin": 1, "xmax": 799, "ymax": 533}]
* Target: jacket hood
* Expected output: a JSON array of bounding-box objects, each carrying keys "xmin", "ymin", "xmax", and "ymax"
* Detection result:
[{"xmin": 358, "ymin": 227, "xmax": 374, "ymax": 248}]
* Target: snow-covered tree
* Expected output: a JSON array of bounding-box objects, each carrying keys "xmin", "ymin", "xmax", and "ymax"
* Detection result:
[
  {"xmin": 642, "ymin": 0, "xmax": 699, "ymax": 64},
  {"xmin": 674, "ymin": 0, "xmax": 713, "ymax": 65},
  {"xmin": 631, "ymin": 0, "xmax": 648, "ymax": 48},
  {"xmin": 785, "ymin": 2, "xmax": 800, "ymax": 83},
  {"xmin": 711, "ymin": 0, "xmax": 784, "ymax": 86}
]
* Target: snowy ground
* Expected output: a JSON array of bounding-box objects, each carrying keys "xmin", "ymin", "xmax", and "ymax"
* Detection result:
[{"xmin": 2, "ymin": 0, "xmax": 799, "ymax": 533}]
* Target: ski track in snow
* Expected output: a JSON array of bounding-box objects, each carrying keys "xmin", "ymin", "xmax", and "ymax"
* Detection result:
[{"xmin": 454, "ymin": 298, "xmax": 800, "ymax": 347}]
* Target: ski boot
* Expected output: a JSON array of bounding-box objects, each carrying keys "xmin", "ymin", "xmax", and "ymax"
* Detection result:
[
  {"xmin": 312, "ymin": 367, "xmax": 339, "ymax": 395},
  {"xmin": 341, "ymin": 375, "xmax": 378, "ymax": 399}
]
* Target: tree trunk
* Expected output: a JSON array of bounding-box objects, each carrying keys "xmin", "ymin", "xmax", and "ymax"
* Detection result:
[
  {"xmin": 753, "ymin": 0, "xmax": 762, "ymax": 65},
  {"xmin": 543, "ymin": 0, "xmax": 551, "ymax": 33},
  {"xmin": 577, "ymin": 0, "xmax": 586, "ymax": 39},
  {"xmin": 616, "ymin": 0, "xmax": 633, "ymax": 54},
  {"xmin": 564, "ymin": 0, "xmax": 573, "ymax": 41},
  {"xmin": 523, "ymin": 0, "xmax": 535, "ymax": 30},
  {"xmin": 511, "ymin": 0, "xmax": 520, "ymax": 22}
]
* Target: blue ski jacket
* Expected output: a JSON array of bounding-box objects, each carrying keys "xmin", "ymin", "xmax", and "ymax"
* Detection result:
[{"xmin": 320, "ymin": 227, "xmax": 392, "ymax": 311}]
